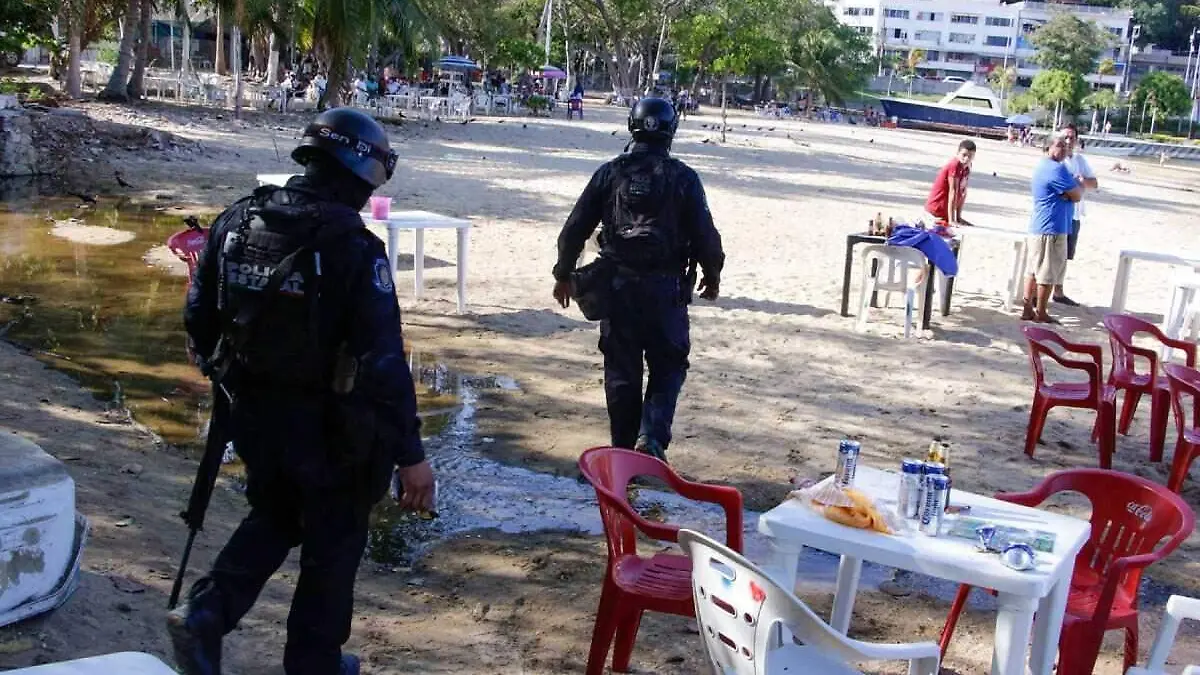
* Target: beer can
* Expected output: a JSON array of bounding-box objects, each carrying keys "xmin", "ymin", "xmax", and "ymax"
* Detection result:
[
  {"xmin": 836, "ymin": 440, "xmax": 861, "ymax": 488},
  {"xmin": 898, "ymin": 458, "xmax": 923, "ymax": 519},
  {"xmin": 920, "ymin": 474, "xmax": 950, "ymax": 536}
]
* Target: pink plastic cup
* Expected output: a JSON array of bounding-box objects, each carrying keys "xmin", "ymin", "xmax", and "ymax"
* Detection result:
[{"xmin": 369, "ymin": 196, "xmax": 392, "ymax": 220}]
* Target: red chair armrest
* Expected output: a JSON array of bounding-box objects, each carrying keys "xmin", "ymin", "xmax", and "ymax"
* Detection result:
[
  {"xmin": 661, "ymin": 475, "xmax": 745, "ymax": 552},
  {"xmin": 993, "ymin": 487, "xmax": 1050, "ymax": 507},
  {"xmin": 593, "ymin": 483, "xmax": 685, "ymax": 543},
  {"xmin": 1161, "ymin": 338, "xmax": 1198, "ymax": 367},
  {"xmin": 1042, "ymin": 351, "xmax": 1102, "ymax": 382}
]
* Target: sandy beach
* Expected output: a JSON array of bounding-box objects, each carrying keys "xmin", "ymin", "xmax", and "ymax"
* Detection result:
[{"xmin": 1, "ymin": 98, "xmax": 1198, "ymax": 673}]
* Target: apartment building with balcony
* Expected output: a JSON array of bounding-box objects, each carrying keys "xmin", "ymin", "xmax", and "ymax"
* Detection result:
[{"xmin": 828, "ymin": 0, "xmax": 1132, "ymax": 89}]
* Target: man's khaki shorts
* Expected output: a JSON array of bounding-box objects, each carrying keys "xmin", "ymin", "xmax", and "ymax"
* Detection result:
[{"xmin": 1026, "ymin": 234, "xmax": 1068, "ymax": 286}]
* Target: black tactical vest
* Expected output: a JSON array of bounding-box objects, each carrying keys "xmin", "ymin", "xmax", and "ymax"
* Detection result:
[
  {"xmin": 603, "ymin": 153, "xmax": 683, "ymax": 273},
  {"xmin": 217, "ymin": 187, "xmax": 358, "ymax": 389}
]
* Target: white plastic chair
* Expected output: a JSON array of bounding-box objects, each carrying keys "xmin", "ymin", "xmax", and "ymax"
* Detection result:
[
  {"xmin": 857, "ymin": 244, "xmax": 929, "ymax": 337},
  {"xmin": 7, "ymin": 652, "xmax": 176, "ymax": 674},
  {"xmin": 1126, "ymin": 595, "xmax": 1200, "ymax": 675},
  {"xmin": 679, "ymin": 530, "xmax": 940, "ymax": 675}
]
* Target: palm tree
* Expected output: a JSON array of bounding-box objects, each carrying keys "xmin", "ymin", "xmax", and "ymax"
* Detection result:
[
  {"xmin": 905, "ymin": 48, "xmax": 924, "ymax": 94},
  {"xmin": 987, "ymin": 65, "xmax": 1016, "ymax": 106},
  {"xmin": 98, "ymin": 0, "xmax": 141, "ymax": 100},
  {"xmin": 1084, "ymin": 88, "xmax": 1117, "ymax": 133},
  {"xmin": 789, "ymin": 28, "xmax": 868, "ymax": 106}
]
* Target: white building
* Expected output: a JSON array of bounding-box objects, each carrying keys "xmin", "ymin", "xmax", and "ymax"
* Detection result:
[{"xmin": 827, "ymin": 0, "xmax": 1132, "ymax": 89}]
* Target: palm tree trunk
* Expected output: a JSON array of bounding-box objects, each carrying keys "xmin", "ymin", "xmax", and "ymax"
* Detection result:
[
  {"xmin": 267, "ymin": 31, "xmax": 279, "ymax": 85},
  {"xmin": 65, "ymin": 1, "xmax": 83, "ymax": 97},
  {"xmin": 100, "ymin": 0, "xmax": 141, "ymax": 101},
  {"xmin": 215, "ymin": 6, "xmax": 227, "ymax": 75},
  {"xmin": 129, "ymin": 0, "xmax": 153, "ymax": 99},
  {"xmin": 182, "ymin": 17, "xmax": 191, "ymax": 75},
  {"xmin": 233, "ymin": 24, "xmax": 243, "ymax": 118},
  {"xmin": 721, "ymin": 76, "xmax": 728, "ymax": 143}
]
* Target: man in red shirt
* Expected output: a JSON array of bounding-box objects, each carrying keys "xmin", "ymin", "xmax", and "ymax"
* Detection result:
[{"xmin": 925, "ymin": 140, "xmax": 976, "ymax": 226}]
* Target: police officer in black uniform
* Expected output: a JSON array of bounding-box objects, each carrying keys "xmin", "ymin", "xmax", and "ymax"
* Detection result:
[
  {"xmin": 170, "ymin": 107, "xmax": 435, "ymax": 675},
  {"xmin": 552, "ymin": 97, "xmax": 724, "ymax": 461}
]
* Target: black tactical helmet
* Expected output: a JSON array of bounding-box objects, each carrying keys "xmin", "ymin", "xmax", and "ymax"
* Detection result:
[
  {"xmin": 628, "ymin": 97, "xmax": 678, "ymax": 142},
  {"xmin": 292, "ymin": 107, "xmax": 398, "ymax": 188}
]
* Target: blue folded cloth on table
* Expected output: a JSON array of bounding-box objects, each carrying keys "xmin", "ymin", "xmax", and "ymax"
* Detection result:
[{"xmin": 887, "ymin": 225, "xmax": 958, "ymax": 277}]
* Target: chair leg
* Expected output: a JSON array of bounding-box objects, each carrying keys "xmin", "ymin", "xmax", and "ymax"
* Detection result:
[
  {"xmin": 1166, "ymin": 440, "xmax": 1197, "ymax": 493},
  {"xmin": 610, "ymin": 608, "xmax": 645, "ymax": 673},
  {"xmin": 1096, "ymin": 401, "xmax": 1117, "ymax": 470},
  {"xmin": 857, "ymin": 261, "xmax": 877, "ymax": 332},
  {"xmin": 1149, "ymin": 389, "xmax": 1170, "ymax": 462},
  {"xmin": 1123, "ymin": 624, "xmax": 1139, "ymax": 673},
  {"xmin": 1025, "ymin": 395, "xmax": 1051, "ymax": 458},
  {"xmin": 1118, "ymin": 390, "xmax": 1143, "ymax": 435},
  {"xmin": 938, "ymin": 584, "xmax": 973, "ymax": 661},
  {"xmin": 585, "ymin": 583, "xmax": 621, "ymax": 675}
]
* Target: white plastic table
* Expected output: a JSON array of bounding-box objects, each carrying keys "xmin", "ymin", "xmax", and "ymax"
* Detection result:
[
  {"xmin": 256, "ymin": 173, "xmax": 299, "ymax": 187},
  {"xmin": 7, "ymin": 652, "xmax": 176, "ymax": 674},
  {"xmin": 758, "ymin": 466, "xmax": 1090, "ymax": 675},
  {"xmin": 1111, "ymin": 249, "xmax": 1200, "ymax": 313},
  {"xmin": 361, "ymin": 210, "xmax": 471, "ymax": 314},
  {"xmin": 956, "ymin": 225, "xmax": 1029, "ymax": 311}
]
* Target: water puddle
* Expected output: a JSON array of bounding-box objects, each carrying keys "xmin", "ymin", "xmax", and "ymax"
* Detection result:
[{"xmin": 0, "ymin": 196, "xmax": 474, "ymax": 449}]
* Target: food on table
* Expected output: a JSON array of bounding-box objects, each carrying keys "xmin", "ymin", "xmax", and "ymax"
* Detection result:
[{"xmin": 823, "ymin": 487, "xmax": 893, "ymax": 534}]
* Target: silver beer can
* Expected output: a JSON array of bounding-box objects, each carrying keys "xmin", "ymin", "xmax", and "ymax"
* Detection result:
[
  {"xmin": 899, "ymin": 458, "xmax": 924, "ymax": 519},
  {"xmin": 920, "ymin": 474, "xmax": 950, "ymax": 536}
]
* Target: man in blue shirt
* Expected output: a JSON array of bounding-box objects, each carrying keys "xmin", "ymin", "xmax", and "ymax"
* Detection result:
[{"xmin": 1022, "ymin": 131, "xmax": 1083, "ymax": 323}]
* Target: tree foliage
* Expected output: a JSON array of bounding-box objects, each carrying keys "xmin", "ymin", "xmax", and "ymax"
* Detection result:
[
  {"xmin": 1119, "ymin": 0, "xmax": 1199, "ymax": 52},
  {"xmin": 1029, "ymin": 13, "xmax": 1114, "ymax": 76},
  {"xmin": 1132, "ymin": 71, "xmax": 1192, "ymax": 118},
  {"xmin": 0, "ymin": 0, "xmax": 58, "ymax": 55},
  {"xmin": 1084, "ymin": 87, "xmax": 1118, "ymax": 112},
  {"xmin": 1029, "ymin": 69, "xmax": 1088, "ymax": 114}
]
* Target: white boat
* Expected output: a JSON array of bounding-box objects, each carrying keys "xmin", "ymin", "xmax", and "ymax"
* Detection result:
[{"xmin": 879, "ymin": 82, "xmax": 1008, "ymax": 131}]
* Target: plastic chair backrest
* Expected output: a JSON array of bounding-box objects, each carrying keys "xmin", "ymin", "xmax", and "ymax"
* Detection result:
[
  {"xmin": 1105, "ymin": 313, "xmax": 1197, "ymax": 378},
  {"xmin": 679, "ymin": 529, "xmax": 939, "ymax": 675},
  {"xmin": 1165, "ymin": 363, "xmax": 1200, "ymax": 434},
  {"xmin": 578, "ymin": 447, "xmax": 689, "ymax": 561},
  {"xmin": 166, "ymin": 227, "xmax": 208, "ymax": 278},
  {"xmin": 1011, "ymin": 469, "xmax": 1194, "ymax": 612},
  {"xmin": 861, "ymin": 244, "xmax": 926, "ymax": 269},
  {"xmin": 1021, "ymin": 325, "xmax": 1103, "ymax": 403}
]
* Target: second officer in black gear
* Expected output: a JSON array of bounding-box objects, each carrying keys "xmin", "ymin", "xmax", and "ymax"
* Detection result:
[
  {"xmin": 552, "ymin": 97, "xmax": 724, "ymax": 461},
  {"xmin": 170, "ymin": 107, "xmax": 436, "ymax": 675}
]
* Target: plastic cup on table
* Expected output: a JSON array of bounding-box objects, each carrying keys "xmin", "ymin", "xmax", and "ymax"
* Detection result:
[{"xmin": 369, "ymin": 196, "xmax": 392, "ymax": 221}]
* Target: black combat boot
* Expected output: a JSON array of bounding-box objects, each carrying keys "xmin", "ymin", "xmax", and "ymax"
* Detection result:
[
  {"xmin": 166, "ymin": 579, "xmax": 224, "ymax": 675},
  {"xmin": 634, "ymin": 435, "xmax": 668, "ymax": 463}
]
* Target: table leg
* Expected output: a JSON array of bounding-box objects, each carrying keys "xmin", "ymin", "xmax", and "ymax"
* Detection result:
[
  {"xmin": 456, "ymin": 226, "xmax": 469, "ymax": 314},
  {"xmin": 830, "ymin": 555, "xmax": 863, "ymax": 635},
  {"xmin": 1028, "ymin": 572, "xmax": 1071, "ymax": 675},
  {"xmin": 841, "ymin": 238, "xmax": 856, "ymax": 317},
  {"xmin": 386, "ymin": 224, "xmax": 400, "ymax": 277},
  {"xmin": 870, "ymin": 258, "xmax": 881, "ymax": 308},
  {"xmin": 990, "ymin": 592, "xmax": 1038, "ymax": 675},
  {"xmin": 1111, "ymin": 254, "xmax": 1132, "ymax": 312},
  {"xmin": 414, "ymin": 228, "xmax": 425, "ymax": 300},
  {"xmin": 921, "ymin": 261, "xmax": 936, "ymax": 330}
]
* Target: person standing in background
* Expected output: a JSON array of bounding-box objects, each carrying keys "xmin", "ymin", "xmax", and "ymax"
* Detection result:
[
  {"xmin": 1053, "ymin": 124, "xmax": 1097, "ymax": 307},
  {"xmin": 1022, "ymin": 132, "xmax": 1083, "ymax": 323}
]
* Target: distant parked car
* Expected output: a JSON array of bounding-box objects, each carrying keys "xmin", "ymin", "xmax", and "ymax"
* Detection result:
[{"xmin": 942, "ymin": 76, "xmax": 967, "ymax": 84}]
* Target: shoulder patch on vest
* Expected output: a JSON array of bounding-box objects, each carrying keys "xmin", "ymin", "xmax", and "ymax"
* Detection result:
[{"xmin": 373, "ymin": 258, "xmax": 395, "ymax": 293}]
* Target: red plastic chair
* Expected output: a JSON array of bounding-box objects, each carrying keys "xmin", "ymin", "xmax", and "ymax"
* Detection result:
[
  {"xmin": 939, "ymin": 469, "xmax": 1195, "ymax": 675},
  {"xmin": 1022, "ymin": 326, "xmax": 1118, "ymax": 468},
  {"xmin": 1164, "ymin": 363, "xmax": 1200, "ymax": 493},
  {"xmin": 567, "ymin": 97, "xmax": 584, "ymax": 120},
  {"xmin": 1104, "ymin": 314, "xmax": 1197, "ymax": 462},
  {"xmin": 167, "ymin": 226, "xmax": 208, "ymax": 285},
  {"xmin": 578, "ymin": 447, "xmax": 743, "ymax": 675}
]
